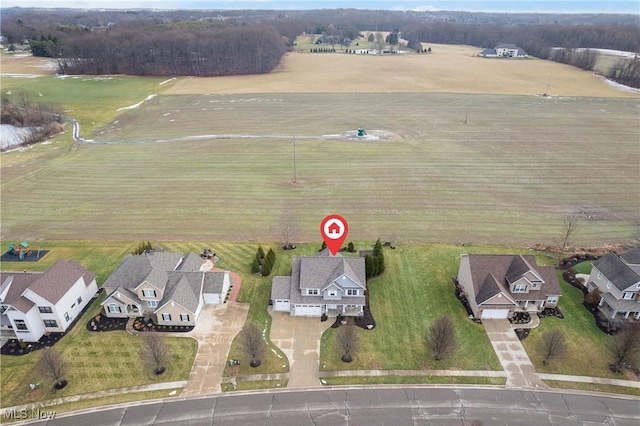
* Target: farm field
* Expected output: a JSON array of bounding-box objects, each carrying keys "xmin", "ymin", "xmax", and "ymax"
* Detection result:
[{"xmin": 1, "ymin": 91, "xmax": 638, "ymax": 245}]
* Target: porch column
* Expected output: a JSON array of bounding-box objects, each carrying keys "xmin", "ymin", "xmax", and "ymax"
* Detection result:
[
  {"xmin": 624, "ymin": 311, "xmax": 630, "ymax": 319},
  {"xmin": 598, "ymin": 297, "xmax": 604, "ymax": 307},
  {"xmin": 635, "ymin": 312, "xmax": 640, "ymax": 320}
]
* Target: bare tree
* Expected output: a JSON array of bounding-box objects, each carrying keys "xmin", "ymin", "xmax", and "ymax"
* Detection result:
[
  {"xmin": 374, "ymin": 32, "xmax": 385, "ymax": 51},
  {"xmin": 538, "ymin": 329, "xmax": 567, "ymax": 365},
  {"xmin": 608, "ymin": 322, "xmax": 640, "ymax": 372},
  {"xmin": 425, "ymin": 315, "xmax": 457, "ymax": 361},
  {"xmin": 239, "ymin": 323, "xmax": 266, "ymax": 367},
  {"xmin": 37, "ymin": 348, "xmax": 69, "ymax": 389},
  {"xmin": 337, "ymin": 323, "xmax": 360, "ymax": 362},
  {"xmin": 560, "ymin": 214, "xmax": 579, "ymax": 254},
  {"xmin": 279, "ymin": 209, "xmax": 297, "ymax": 250},
  {"xmin": 139, "ymin": 334, "xmax": 171, "ymax": 375}
]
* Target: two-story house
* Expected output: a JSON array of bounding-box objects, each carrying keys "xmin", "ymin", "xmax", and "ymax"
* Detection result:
[
  {"xmin": 271, "ymin": 249, "xmax": 366, "ymax": 317},
  {"xmin": 457, "ymin": 254, "xmax": 561, "ymax": 319},
  {"xmin": 586, "ymin": 247, "xmax": 640, "ymax": 320},
  {"xmin": 479, "ymin": 43, "xmax": 528, "ymax": 58},
  {"xmin": 101, "ymin": 251, "xmax": 231, "ymax": 326},
  {"xmin": 0, "ymin": 259, "xmax": 98, "ymax": 342}
]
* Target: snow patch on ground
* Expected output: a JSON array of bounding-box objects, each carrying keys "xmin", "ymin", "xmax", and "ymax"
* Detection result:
[
  {"xmin": 159, "ymin": 78, "xmax": 177, "ymax": 85},
  {"xmin": 1, "ymin": 125, "xmax": 31, "ymax": 150},
  {"xmin": 1, "ymin": 73, "xmax": 42, "ymax": 78},
  {"xmin": 575, "ymin": 48, "xmax": 638, "ymax": 58},
  {"xmin": 117, "ymin": 94, "xmax": 157, "ymax": 111},
  {"xmin": 601, "ymin": 77, "xmax": 640, "ymax": 93}
]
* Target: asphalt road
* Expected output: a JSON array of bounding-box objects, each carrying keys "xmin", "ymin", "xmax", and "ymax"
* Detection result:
[{"xmin": 15, "ymin": 387, "xmax": 640, "ymax": 426}]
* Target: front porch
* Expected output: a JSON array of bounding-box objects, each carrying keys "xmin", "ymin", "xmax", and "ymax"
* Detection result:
[
  {"xmin": 514, "ymin": 300, "xmax": 544, "ymax": 313},
  {"xmin": 598, "ymin": 294, "xmax": 640, "ymax": 320},
  {"xmin": 325, "ymin": 305, "xmax": 364, "ymax": 317}
]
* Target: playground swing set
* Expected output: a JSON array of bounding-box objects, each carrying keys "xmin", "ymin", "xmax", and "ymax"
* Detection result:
[{"xmin": 6, "ymin": 242, "xmax": 32, "ymax": 260}]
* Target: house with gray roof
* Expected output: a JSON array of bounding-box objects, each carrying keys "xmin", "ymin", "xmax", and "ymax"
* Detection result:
[
  {"xmin": 457, "ymin": 254, "xmax": 561, "ymax": 320},
  {"xmin": 101, "ymin": 251, "xmax": 231, "ymax": 326},
  {"xmin": 586, "ymin": 247, "xmax": 640, "ymax": 320},
  {"xmin": 0, "ymin": 259, "xmax": 98, "ymax": 342},
  {"xmin": 271, "ymin": 249, "xmax": 366, "ymax": 317},
  {"xmin": 479, "ymin": 43, "xmax": 528, "ymax": 58}
]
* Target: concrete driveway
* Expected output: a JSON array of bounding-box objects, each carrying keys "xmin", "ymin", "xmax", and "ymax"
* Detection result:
[
  {"xmin": 269, "ymin": 309, "xmax": 332, "ymax": 388},
  {"xmin": 178, "ymin": 302, "xmax": 249, "ymax": 395},
  {"xmin": 483, "ymin": 319, "xmax": 546, "ymax": 389}
]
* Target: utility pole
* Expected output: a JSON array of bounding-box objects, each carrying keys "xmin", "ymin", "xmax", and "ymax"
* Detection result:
[{"xmin": 292, "ymin": 133, "xmax": 297, "ymax": 183}]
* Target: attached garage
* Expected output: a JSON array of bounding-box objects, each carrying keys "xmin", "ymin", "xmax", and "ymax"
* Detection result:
[
  {"xmin": 293, "ymin": 304, "xmax": 322, "ymax": 317},
  {"xmin": 481, "ymin": 309, "xmax": 511, "ymax": 319},
  {"xmin": 273, "ymin": 299, "xmax": 290, "ymax": 312}
]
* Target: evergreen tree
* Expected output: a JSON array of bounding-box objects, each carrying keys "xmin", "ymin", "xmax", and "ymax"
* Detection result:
[
  {"xmin": 365, "ymin": 255, "xmax": 375, "ymax": 279},
  {"xmin": 266, "ymin": 248, "xmax": 276, "ymax": 264},
  {"xmin": 257, "ymin": 245, "xmax": 265, "ymax": 260},
  {"xmin": 261, "ymin": 255, "xmax": 273, "ymax": 276},
  {"xmin": 347, "ymin": 242, "xmax": 355, "ymax": 253},
  {"xmin": 251, "ymin": 257, "xmax": 260, "ymax": 274}
]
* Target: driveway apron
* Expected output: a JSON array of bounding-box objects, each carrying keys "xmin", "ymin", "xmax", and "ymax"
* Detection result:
[
  {"xmin": 179, "ymin": 302, "xmax": 249, "ymax": 395},
  {"xmin": 483, "ymin": 319, "xmax": 547, "ymax": 389},
  {"xmin": 269, "ymin": 309, "xmax": 332, "ymax": 388}
]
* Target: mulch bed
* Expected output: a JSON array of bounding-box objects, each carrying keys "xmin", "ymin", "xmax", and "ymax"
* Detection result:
[
  {"xmin": 0, "ymin": 250, "xmax": 50, "ymax": 263},
  {"xmin": 539, "ymin": 307, "xmax": 564, "ymax": 319},
  {"xmin": 86, "ymin": 314, "xmax": 127, "ymax": 332},
  {"xmin": 452, "ymin": 278, "xmax": 481, "ymax": 323},
  {"xmin": 354, "ymin": 305, "xmax": 376, "ymax": 330},
  {"xmin": 1, "ymin": 332, "xmax": 64, "ymax": 356},
  {"xmin": 510, "ymin": 312, "xmax": 531, "ymax": 325},
  {"xmin": 132, "ymin": 317, "xmax": 194, "ymax": 333},
  {"xmin": 514, "ymin": 328, "xmax": 530, "ymax": 341}
]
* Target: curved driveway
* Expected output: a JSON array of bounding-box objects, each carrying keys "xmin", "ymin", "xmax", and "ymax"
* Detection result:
[{"xmin": 17, "ymin": 387, "xmax": 639, "ymax": 425}]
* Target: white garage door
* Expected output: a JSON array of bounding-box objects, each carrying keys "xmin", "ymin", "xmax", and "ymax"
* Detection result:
[
  {"xmin": 274, "ymin": 300, "xmax": 290, "ymax": 312},
  {"xmin": 204, "ymin": 293, "xmax": 220, "ymax": 304},
  {"xmin": 481, "ymin": 309, "xmax": 510, "ymax": 319},
  {"xmin": 294, "ymin": 304, "xmax": 322, "ymax": 316}
]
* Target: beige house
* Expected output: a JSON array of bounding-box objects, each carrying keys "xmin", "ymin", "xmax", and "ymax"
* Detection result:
[
  {"xmin": 457, "ymin": 254, "xmax": 561, "ymax": 320},
  {"xmin": 586, "ymin": 247, "xmax": 640, "ymax": 320},
  {"xmin": 101, "ymin": 251, "xmax": 230, "ymax": 326}
]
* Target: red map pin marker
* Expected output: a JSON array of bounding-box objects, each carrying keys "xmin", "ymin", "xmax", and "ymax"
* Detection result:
[{"xmin": 320, "ymin": 214, "xmax": 349, "ymax": 256}]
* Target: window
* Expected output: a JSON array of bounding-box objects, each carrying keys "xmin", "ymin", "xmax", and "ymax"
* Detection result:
[
  {"xmin": 77, "ymin": 296, "xmax": 83, "ymax": 305},
  {"xmin": 107, "ymin": 304, "xmax": 121, "ymax": 314},
  {"xmin": 43, "ymin": 319, "xmax": 58, "ymax": 328},
  {"xmin": 547, "ymin": 296, "xmax": 559, "ymax": 303},
  {"xmin": 513, "ymin": 284, "xmax": 527, "ymax": 292},
  {"xmin": 328, "ymin": 290, "xmax": 338, "ymax": 297},
  {"xmin": 0, "ymin": 305, "xmax": 7, "ymax": 314},
  {"xmin": 142, "ymin": 289, "xmax": 156, "ymax": 298},
  {"xmin": 71, "ymin": 303, "xmax": 76, "ymax": 309},
  {"xmin": 606, "ymin": 281, "xmax": 612, "ymax": 289},
  {"xmin": 180, "ymin": 314, "xmax": 190, "ymax": 322},
  {"xmin": 64, "ymin": 312, "xmax": 70, "ymax": 322},
  {"xmin": 147, "ymin": 300, "xmax": 158, "ymax": 308},
  {"xmin": 346, "ymin": 289, "xmax": 358, "ymax": 296},
  {"xmin": 162, "ymin": 313, "xmax": 171, "ymax": 321},
  {"xmin": 38, "ymin": 306, "xmax": 53, "ymax": 314},
  {"xmin": 307, "ymin": 289, "xmax": 319, "ymax": 295},
  {"xmin": 597, "ymin": 271, "xmax": 603, "ymax": 280},
  {"xmin": 14, "ymin": 319, "xmax": 28, "ymax": 331},
  {"xmin": 623, "ymin": 292, "xmax": 634, "ymax": 300}
]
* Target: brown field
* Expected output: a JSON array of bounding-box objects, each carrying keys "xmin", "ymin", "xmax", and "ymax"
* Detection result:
[
  {"xmin": 166, "ymin": 44, "xmax": 637, "ymax": 98},
  {"xmin": 0, "ymin": 53, "xmax": 57, "ymax": 75}
]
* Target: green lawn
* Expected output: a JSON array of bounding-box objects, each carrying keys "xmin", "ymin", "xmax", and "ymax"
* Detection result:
[
  {"xmin": 319, "ymin": 244, "xmax": 532, "ymax": 372},
  {"xmin": 521, "ymin": 270, "xmax": 621, "ymax": 379},
  {"xmin": 0, "ymin": 293, "xmax": 197, "ymax": 408},
  {"xmin": 321, "ymin": 376, "xmax": 506, "ymax": 386}
]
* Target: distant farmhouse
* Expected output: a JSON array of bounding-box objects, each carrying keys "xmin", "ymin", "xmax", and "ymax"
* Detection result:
[
  {"xmin": 457, "ymin": 254, "xmax": 561, "ymax": 319},
  {"xmin": 586, "ymin": 247, "xmax": 640, "ymax": 320},
  {"xmin": 271, "ymin": 249, "xmax": 366, "ymax": 317},
  {"xmin": 1, "ymin": 260, "xmax": 98, "ymax": 342},
  {"xmin": 101, "ymin": 251, "xmax": 231, "ymax": 326},
  {"xmin": 479, "ymin": 43, "xmax": 528, "ymax": 58}
]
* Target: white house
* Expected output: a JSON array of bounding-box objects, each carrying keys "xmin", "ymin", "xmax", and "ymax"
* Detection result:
[
  {"xmin": 0, "ymin": 259, "xmax": 98, "ymax": 342},
  {"xmin": 271, "ymin": 249, "xmax": 366, "ymax": 317},
  {"xmin": 479, "ymin": 43, "xmax": 528, "ymax": 58}
]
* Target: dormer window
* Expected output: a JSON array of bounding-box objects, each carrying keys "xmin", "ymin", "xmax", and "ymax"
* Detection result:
[
  {"xmin": 142, "ymin": 289, "xmax": 156, "ymax": 298},
  {"xmin": 513, "ymin": 284, "xmax": 526, "ymax": 293},
  {"xmin": 346, "ymin": 289, "xmax": 358, "ymax": 296},
  {"xmin": 307, "ymin": 289, "xmax": 319, "ymax": 296},
  {"xmin": 328, "ymin": 290, "xmax": 338, "ymax": 297}
]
